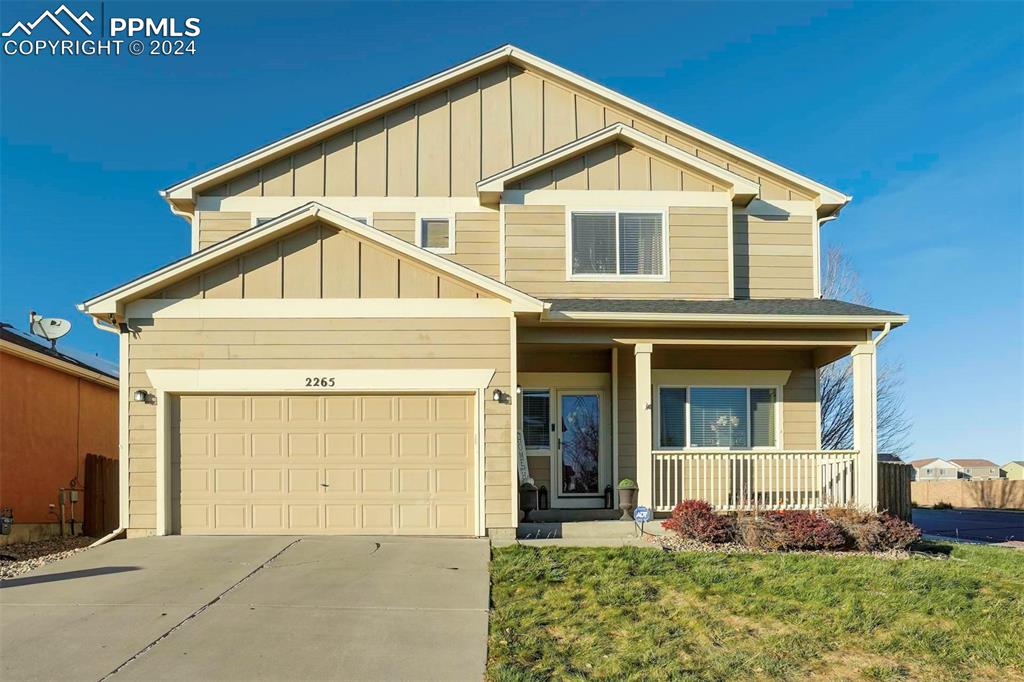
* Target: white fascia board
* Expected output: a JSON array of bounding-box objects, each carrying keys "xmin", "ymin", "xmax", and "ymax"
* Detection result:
[
  {"xmin": 477, "ymin": 123, "xmax": 759, "ymax": 203},
  {"xmin": 162, "ymin": 45, "xmax": 846, "ymax": 208},
  {"xmin": 541, "ymin": 309, "xmax": 909, "ymax": 328},
  {"xmin": 81, "ymin": 202, "xmax": 544, "ymax": 317}
]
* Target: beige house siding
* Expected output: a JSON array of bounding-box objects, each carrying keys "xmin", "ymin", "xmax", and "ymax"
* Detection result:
[
  {"xmin": 198, "ymin": 64, "xmax": 814, "ymax": 202},
  {"xmin": 504, "ymin": 204, "xmax": 730, "ymax": 299},
  {"xmin": 734, "ymin": 213, "xmax": 815, "ymax": 299},
  {"xmin": 124, "ymin": 316, "xmax": 513, "ymax": 535},
  {"xmin": 367, "ymin": 211, "xmax": 500, "ymax": 280},
  {"xmin": 156, "ymin": 222, "xmax": 493, "ymax": 300},
  {"xmin": 196, "ymin": 211, "xmax": 251, "ymax": 250},
  {"xmin": 511, "ymin": 142, "xmax": 727, "ymax": 192}
]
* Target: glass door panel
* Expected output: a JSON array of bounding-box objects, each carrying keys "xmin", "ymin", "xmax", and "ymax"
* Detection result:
[{"xmin": 559, "ymin": 393, "xmax": 601, "ymax": 495}]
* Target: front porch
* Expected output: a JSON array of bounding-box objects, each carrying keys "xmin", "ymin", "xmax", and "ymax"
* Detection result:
[{"xmin": 513, "ymin": 310, "xmax": 895, "ymax": 525}]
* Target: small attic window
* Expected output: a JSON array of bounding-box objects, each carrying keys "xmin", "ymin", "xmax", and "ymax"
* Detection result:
[{"xmin": 418, "ymin": 217, "xmax": 454, "ymax": 254}]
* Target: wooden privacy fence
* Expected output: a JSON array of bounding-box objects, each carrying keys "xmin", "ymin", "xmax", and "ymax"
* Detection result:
[
  {"xmin": 84, "ymin": 453, "xmax": 118, "ymax": 537},
  {"xmin": 653, "ymin": 451, "xmax": 858, "ymax": 512},
  {"xmin": 911, "ymin": 479, "xmax": 1024, "ymax": 510},
  {"xmin": 877, "ymin": 461, "xmax": 913, "ymax": 520}
]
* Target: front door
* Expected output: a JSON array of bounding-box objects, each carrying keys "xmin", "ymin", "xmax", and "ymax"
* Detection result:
[{"xmin": 554, "ymin": 391, "xmax": 609, "ymax": 509}]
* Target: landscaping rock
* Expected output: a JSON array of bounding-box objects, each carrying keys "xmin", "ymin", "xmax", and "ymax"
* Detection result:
[{"xmin": 0, "ymin": 536, "xmax": 93, "ymax": 580}]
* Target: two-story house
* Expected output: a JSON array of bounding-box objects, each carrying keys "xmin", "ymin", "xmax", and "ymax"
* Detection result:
[
  {"xmin": 950, "ymin": 459, "xmax": 1003, "ymax": 480},
  {"xmin": 910, "ymin": 458, "xmax": 962, "ymax": 481},
  {"xmin": 79, "ymin": 46, "xmax": 906, "ymax": 540}
]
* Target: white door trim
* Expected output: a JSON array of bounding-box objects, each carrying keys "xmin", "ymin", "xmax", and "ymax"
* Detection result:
[
  {"xmin": 553, "ymin": 388, "xmax": 611, "ymax": 510},
  {"xmin": 148, "ymin": 368, "xmax": 495, "ymax": 537}
]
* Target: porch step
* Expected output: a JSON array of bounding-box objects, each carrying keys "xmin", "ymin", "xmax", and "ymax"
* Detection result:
[
  {"xmin": 526, "ymin": 509, "xmax": 624, "ymax": 522},
  {"xmin": 517, "ymin": 520, "xmax": 666, "ymax": 540}
]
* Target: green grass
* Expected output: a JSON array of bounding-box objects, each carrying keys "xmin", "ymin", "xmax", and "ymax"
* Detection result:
[{"xmin": 488, "ymin": 542, "xmax": 1024, "ymax": 681}]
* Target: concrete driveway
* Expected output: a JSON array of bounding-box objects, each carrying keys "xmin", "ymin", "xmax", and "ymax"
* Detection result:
[{"xmin": 1, "ymin": 536, "xmax": 489, "ymax": 681}]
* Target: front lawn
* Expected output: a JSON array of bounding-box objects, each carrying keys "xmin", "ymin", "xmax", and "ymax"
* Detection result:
[{"xmin": 488, "ymin": 543, "xmax": 1023, "ymax": 681}]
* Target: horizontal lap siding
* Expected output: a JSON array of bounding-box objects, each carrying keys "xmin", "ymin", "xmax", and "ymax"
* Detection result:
[
  {"xmin": 505, "ymin": 205, "xmax": 730, "ymax": 299},
  {"xmin": 125, "ymin": 317, "xmax": 513, "ymax": 533},
  {"xmin": 197, "ymin": 211, "xmax": 251, "ymax": 250},
  {"xmin": 734, "ymin": 214, "xmax": 814, "ymax": 299}
]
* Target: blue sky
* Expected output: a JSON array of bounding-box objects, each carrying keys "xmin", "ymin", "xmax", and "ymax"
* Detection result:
[{"xmin": 1, "ymin": 1, "xmax": 1021, "ymax": 461}]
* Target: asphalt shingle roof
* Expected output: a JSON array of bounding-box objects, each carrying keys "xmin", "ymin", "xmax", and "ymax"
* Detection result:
[{"xmin": 545, "ymin": 298, "xmax": 904, "ymax": 318}]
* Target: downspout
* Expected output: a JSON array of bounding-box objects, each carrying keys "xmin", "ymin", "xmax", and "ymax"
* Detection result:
[
  {"xmin": 873, "ymin": 321, "xmax": 892, "ymax": 348},
  {"xmin": 89, "ymin": 315, "xmax": 126, "ymax": 547}
]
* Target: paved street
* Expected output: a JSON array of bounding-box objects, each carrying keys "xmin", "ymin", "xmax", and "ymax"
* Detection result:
[{"xmin": 912, "ymin": 508, "xmax": 1024, "ymax": 544}]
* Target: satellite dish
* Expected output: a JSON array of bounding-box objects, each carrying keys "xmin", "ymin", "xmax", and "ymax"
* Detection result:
[{"xmin": 29, "ymin": 311, "xmax": 72, "ymax": 348}]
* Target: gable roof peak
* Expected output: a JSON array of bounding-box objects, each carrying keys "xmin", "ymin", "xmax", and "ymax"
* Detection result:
[{"xmin": 162, "ymin": 46, "xmax": 850, "ymax": 212}]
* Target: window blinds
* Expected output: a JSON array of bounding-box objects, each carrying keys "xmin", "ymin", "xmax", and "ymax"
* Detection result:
[
  {"xmin": 571, "ymin": 213, "xmax": 616, "ymax": 274},
  {"xmin": 521, "ymin": 390, "xmax": 550, "ymax": 448},
  {"xmin": 689, "ymin": 387, "xmax": 748, "ymax": 448},
  {"xmin": 658, "ymin": 387, "xmax": 686, "ymax": 448},
  {"xmin": 618, "ymin": 213, "xmax": 663, "ymax": 275},
  {"xmin": 749, "ymin": 388, "xmax": 776, "ymax": 447}
]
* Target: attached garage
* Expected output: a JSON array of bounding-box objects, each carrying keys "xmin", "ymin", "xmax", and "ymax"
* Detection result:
[{"xmin": 173, "ymin": 393, "xmax": 476, "ymax": 535}]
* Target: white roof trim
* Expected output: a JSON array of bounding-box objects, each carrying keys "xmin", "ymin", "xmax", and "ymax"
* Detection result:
[
  {"xmin": 79, "ymin": 202, "xmax": 544, "ymax": 317},
  {"xmin": 161, "ymin": 45, "xmax": 849, "ymax": 207},
  {"xmin": 476, "ymin": 123, "xmax": 760, "ymax": 203}
]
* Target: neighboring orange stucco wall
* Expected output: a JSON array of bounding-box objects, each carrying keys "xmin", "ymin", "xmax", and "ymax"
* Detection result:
[{"xmin": 0, "ymin": 351, "xmax": 118, "ymax": 524}]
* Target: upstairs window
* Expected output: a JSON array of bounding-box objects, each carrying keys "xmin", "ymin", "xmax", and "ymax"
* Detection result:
[
  {"xmin": 570, "ymin": 211, "xmax": 665, "ymax": 277},
  {"xmin": 419, "ymin": 217, "xmax": 454, "ymax": 254}
]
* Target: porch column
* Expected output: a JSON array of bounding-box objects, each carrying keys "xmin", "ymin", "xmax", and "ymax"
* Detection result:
[
  {"xmin": 851, "ymin": 342, "xmax": 878, "ymax": 508},
  {"xmin": 634, "ymin": 343, "xmax": 654, "ymax": 508}
]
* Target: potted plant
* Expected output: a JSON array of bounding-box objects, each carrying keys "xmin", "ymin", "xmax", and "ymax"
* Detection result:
[{"xmin": 617, "ymin": 478, "xmax": 639, "ymax": 520}]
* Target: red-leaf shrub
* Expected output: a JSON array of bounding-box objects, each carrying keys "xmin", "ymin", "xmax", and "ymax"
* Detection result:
[
  {"xmin": 878, "ymin": 514, "xmax": 922, "ymax": 550},
  {"xmin": 661, "ymin": 500, "xmax": 736, "ymax": 543},
  {"xmin": 761, "ymin": 510, "xmax": 846, "ymax": 551}
]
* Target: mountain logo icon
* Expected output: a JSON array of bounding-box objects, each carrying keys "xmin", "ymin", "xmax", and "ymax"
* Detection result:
[{"xmin": 3, "ymin": 4, "xmax": 94, "ymax": 37}]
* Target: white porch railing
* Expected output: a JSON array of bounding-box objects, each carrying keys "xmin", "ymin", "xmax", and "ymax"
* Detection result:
[{"xmin": 653, "ymin": 450, "xmax": 858, "ymax": 512}]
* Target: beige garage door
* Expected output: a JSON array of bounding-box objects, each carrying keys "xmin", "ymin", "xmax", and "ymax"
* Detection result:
[{"xmin": 173, "ymin": 393, "xmax": 476, "ymax": 535}]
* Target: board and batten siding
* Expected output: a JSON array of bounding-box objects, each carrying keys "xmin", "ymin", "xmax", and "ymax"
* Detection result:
[
  {"xmin": 734, "ymin": 213, "xmax": 815, "ymax": 299},
  {"xmin": 504, "ymin": 204, "xmax": 731, "ymax": 299},
  {"xmin": 124, "ymin": 317, "xmax": 514, "ymax": 535},
  {"xmin": 198, "ymin": 64, "xmax": 814, "ymax": 202},
  {"xmin": 511, "ymin": 142, "xmax": 727, "ymax": 193},
  {"xmin": 158, "ymin": 221, "xmax": 493, "ymax": 301},
  {"xmin": 195, "ymin": 213, "xmax": 500, "ymax": 281}
]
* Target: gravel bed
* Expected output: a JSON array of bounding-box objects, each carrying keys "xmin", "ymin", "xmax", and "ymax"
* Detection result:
[
  {"xmin": 651, "ymin": 533, "xmax": 917, "ymax": 560},
  {"xmin": 0, "ymin": 536, "xmax": 95, "ymax": 580}
]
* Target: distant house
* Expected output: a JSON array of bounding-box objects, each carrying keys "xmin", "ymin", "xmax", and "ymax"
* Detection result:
[
  {"xmin": 950, "ymin": 459, "xmax": 1002, "ymax": 481},
  {"xmin": 1004, "ymin": 461, "xmax": 1024, "ymax": 481},
  {"xmin": 0, "ymin": 323, "xmax": 118, "ymax": 544},
  {"xmin": 909, "ymin": 458, "xmax": 961, "ymax": 481},
  {"xmin": 878, "ymin": 453, "xmax": 904, "ymax": 463}
]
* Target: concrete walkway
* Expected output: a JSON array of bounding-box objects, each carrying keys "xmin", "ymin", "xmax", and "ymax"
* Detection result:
[{"xmin": 1, "ymin": 535, "xmax": 489, "ymax": 681}]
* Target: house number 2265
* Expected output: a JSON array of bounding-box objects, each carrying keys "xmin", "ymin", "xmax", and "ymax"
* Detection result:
[{"xmin": 305, "ymin": 377, "xmax": 336, "ymax": 387}]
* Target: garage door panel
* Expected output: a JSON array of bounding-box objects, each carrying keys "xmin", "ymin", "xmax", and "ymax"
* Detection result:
[
  {"xmin": 286, "ymin": 432, "xmax": 320, "ymax": 458},
  {"xmin": 175, "ymin": 393, "xmax": 475, "ymax": 535}
]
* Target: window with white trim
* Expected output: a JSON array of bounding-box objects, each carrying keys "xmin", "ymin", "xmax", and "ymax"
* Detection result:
[
  {"xmin": 521, "ymin": 390, "xmax": 551, "ymax": 449},
  {"xmin": 657, "ymin": 386, "xmax": 779, "ymax": 449},
  {"xmin": 419, "ymin": 217, "xmax": 454, "ymax": 254},
  {"xmin": 570, "ymin": 211, "xmax": 664, "ymax": 277}
]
